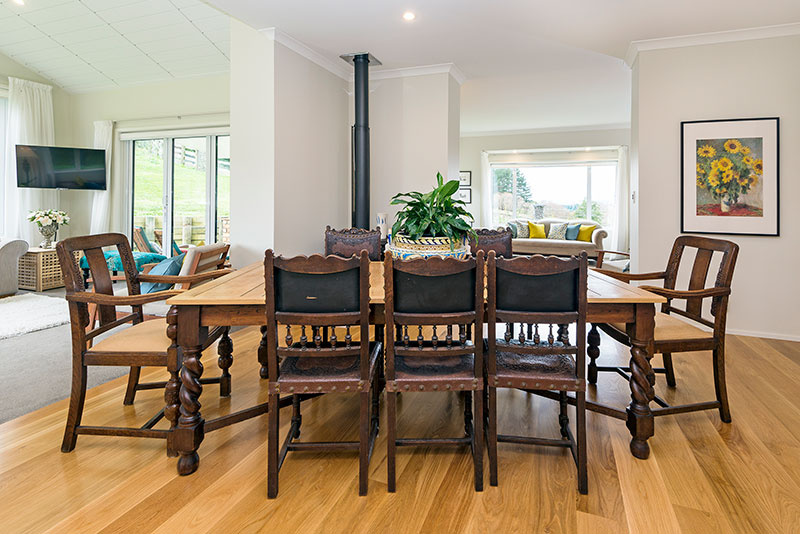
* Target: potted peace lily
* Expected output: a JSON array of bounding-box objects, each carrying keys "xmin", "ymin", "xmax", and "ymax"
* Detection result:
[
  {"xmin": 387, "ymin": 172, "xmax": 476, "ymax": 259},
  {"xmin": 28, "ymin": 209, "xmax": 70, "ymax": 248}
]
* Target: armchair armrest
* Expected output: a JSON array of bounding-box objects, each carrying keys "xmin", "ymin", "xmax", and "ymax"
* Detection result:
[
  {"xmin": 595, "ymin": 250, "xmax": 630, "ymax": 269},
  {"xmin": 66, "ymin": 290, "xmax": 184, "ymax": 307},
  {"xmin": 140, "ymin": 263, "xmax": 160, "ymax": 274},
  {"xmin": 592, "ymin": 268, "xmax": 667, "ymax": 282},
  {"xmin": 639, "ymin": 286, "xmax": 731, "ymax": 299},
  {"xmin": 137, "ymin": 268, "xmax": 233, "ymax": 284},
  {"xmin": 591, "ymin": 227, "xmax": 608, "ymax": 248}
]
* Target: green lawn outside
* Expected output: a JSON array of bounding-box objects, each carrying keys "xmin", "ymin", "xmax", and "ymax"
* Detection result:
[{"xmin": 133, "ymin": 151, "xmax": 230, "ymax": 220}]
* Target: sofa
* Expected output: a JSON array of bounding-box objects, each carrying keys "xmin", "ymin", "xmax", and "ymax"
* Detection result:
[
  {"xmin": 0, "ymin": 238, "xmax": 29, "ymax": 297},
  {"xmin": 506, "ymin": 218, "xmax": 607, "ymax": 258}
]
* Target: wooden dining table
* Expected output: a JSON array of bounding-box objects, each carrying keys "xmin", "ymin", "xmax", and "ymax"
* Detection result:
[{"xmin": 166, "ymin": 261, "xmax": 666, "ymax": 475}]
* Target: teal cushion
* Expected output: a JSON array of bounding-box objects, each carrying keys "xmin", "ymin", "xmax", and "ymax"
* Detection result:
[
  {"xmin": 80, "ymin": 251, "xmax": 166, "ymax": 272},
  {"xmin": 507, "ymin": 224, "xmax": 517, "ymax": 238},
  {"xmin": 565, "ymin": 223, "xmax": 581, "ymax": 240},
  {"xmin": 140, "ymin": 253, "xmax": 185, "ymax": 294},
  {"xmin": 172, "ymin": 241, "xmax": 183, "ymax": 256}
]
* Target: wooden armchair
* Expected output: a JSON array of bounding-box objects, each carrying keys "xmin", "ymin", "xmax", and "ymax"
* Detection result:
[
  {"xmin": 264, "ymin": 250, "xmax": 382, "ymax": 497},
  {"xmin": 384, "ymin": 251, "xmax": 485, "ymax": 492},
  {"xmin": 324, "ymin": 226, "xmax": 382, "ymax": 261},
  {"xmin": 469, "ymin": 227, "xmax": 513, "ymax": 258},
  {"xmin": 592, "ymin": 235, "xmax": 739, "ymax": 423},
  {"xmin": 485, "ymin": 251, "xmax": 588, "ymax": 493},
  {"xmin": 56, "ymin": 233, "xmax": 233, "ymax": 454}
]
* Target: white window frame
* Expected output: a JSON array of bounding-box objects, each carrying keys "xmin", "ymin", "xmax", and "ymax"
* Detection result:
[{"xmin": 123, "ymin": 127, "xmax": 230, "ymax": 255}]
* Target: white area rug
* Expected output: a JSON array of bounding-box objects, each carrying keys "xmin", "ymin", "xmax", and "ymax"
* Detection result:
[{"xmin": 0, "ymin": 293, "xmax": 70, "ymax": 340}]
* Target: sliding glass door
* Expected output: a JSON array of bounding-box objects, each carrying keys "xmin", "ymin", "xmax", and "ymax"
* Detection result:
[
  {"xmin": 130, "ymin": 132, "xmax": 230, "ymax": 256},
  {"xmin": 172, "ymin": 137, "xmax": 208, "ymax": 253},
  {"xmin": 131, "ymin": 139, "xmax": 165, "ymax": 250}
]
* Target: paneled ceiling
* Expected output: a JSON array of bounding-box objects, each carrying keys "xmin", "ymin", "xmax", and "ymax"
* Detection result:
[{"xmin": 0, "ymin": 0, "xmax": 230, "ymax": 93}]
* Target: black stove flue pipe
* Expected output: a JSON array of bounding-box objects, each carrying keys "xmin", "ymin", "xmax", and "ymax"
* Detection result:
[{"xmin": 352, "ymin": 53, "xmax": 370, "ymax": 229}]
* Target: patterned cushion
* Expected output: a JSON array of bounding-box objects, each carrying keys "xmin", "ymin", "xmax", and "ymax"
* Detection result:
[
  {"xmin": 547, "ymin": 222, "xmax": 569, "ymax": 240},
  {"xmin": 515, "ymin": 220, "xmax": 530, "ymax": 238}
]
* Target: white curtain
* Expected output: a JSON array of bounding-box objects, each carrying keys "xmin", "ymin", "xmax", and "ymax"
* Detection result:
[
  {"xmin": 480, "ymin": 151, "xmax": 492, "ymax": 227},
  {"xmin": 89, "ymin": 120, "xmax": 113, "ymax": 235},
  {"xmin": 2, "ymin": 78, "xmax": 56, "ymax": 244},
  {"xmin": 614, "ymin": 145, "xmax": 630, "ymax": 252}
]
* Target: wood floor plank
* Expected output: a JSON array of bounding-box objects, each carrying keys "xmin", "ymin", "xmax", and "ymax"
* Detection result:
[{"xmin": 3, "ymin": 328, "xmax": 800, "ymax": 533}]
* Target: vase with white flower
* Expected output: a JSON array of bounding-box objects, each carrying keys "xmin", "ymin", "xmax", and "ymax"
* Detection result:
[{"xmin": 27, "ymin": 209, "xmax": 70, "ymax": 248}]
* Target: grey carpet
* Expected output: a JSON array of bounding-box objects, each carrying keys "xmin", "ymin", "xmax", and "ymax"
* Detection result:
[{"xmin": 0, "ymin": 323, "xmax": 129, "ymax": 424}]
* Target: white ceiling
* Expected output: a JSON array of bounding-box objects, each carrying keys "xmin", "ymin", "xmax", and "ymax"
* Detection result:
[
  {"xmin": 0, "ymin": 0, "xmax": 230, "ymax": 93},
  {"xmin": 207, "ymin": 0, "xmax": 800, "ymax": 134}
]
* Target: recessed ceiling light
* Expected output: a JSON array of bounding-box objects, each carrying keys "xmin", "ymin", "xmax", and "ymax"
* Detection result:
[
  {"xmin": 402, "ymin": 11, "xmax": 416, "ymax": 22},
  {"xmin": 13, "ymin": 0, "xmax": 25, "ymax": 5}
]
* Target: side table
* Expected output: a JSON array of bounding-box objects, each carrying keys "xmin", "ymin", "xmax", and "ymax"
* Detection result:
[{"xmin": 18, "ymin": 247, "xmax": 81, "ymax": 292}]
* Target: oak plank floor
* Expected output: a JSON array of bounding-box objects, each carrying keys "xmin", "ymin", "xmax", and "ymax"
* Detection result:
[{"xmin": 2, "ymin": 327, "xmax": 800, "ymax": 533}]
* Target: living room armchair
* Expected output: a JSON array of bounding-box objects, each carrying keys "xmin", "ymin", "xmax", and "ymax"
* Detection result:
[
  {"xmin": 0, "ymin": 238, "xmax": 29, "ymax": 297},
  {"xmin": 590, "ymin": 235, "xmax": 739, "ymax": 423},
  {"xmin": 56, "ymin": 233, "xmax": 235, "ymax": 454}
]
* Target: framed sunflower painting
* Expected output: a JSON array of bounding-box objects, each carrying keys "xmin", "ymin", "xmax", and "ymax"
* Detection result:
[{"xmin": 681, "ymin": 117, "xmax": 779, "ymax": 236}]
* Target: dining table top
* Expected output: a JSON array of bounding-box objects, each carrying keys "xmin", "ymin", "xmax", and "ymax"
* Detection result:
[{"xmin": 167, "ymin": 261, "xmax": 666, "ymax": 307}]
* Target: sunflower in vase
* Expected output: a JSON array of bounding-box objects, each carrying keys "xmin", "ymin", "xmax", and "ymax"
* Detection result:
[{"xmin": 695, "ymin": 138, "xmax": 763, "ymax": 216}]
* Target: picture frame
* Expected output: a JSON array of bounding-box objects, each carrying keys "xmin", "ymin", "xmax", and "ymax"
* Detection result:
[
  {"xmin": 681, "ymin": 117, "xmax": 779, "ymax": 236},
  {"xmin": 458, "ymin": 171, "xmax": 471, "ymax": 187},
  {"xmin": 454, "ymin": 188, "xmax": 472, "ymax": 204}
]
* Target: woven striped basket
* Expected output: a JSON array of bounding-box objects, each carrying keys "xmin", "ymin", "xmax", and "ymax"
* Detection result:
[{"xmin": 385, "ymin": 234, "xmax": 470, "ymax": 260}]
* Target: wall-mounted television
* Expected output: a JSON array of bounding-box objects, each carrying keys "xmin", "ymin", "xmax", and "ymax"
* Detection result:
[{"xmin": 16, "ymin": 145, "xmax": 107, "ymax": 190}]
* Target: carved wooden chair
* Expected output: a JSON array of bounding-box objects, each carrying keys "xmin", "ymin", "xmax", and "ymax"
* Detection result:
[
  {"xmin": 469, "ymin": 227, "xmax": 513, "ymax": 258},
  {"xmin": 384, "ymin": 251, "xmax": 485, "ymax": 492},
  {"xmin": 56, "ymin": 233, "xmax": 233, "ymax": 454},
  {"xmin": 485, "ymin": 251, "xmax": 588, "ymax": 493},
  {"xmin": 592, "ymin": 235, "xmax": 739, "ymax": 423},
  {"xmin": 264, "ymin": 250, "xmax": 382, "ymax": 498},
  {"xmin": 324, "ymin": 225, "xmax": 382, "ymax": 261}
]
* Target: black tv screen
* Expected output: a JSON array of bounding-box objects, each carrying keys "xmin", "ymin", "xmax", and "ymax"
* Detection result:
[{"xmin": 16, "ymin": 145, "xmax": 107, "ymax": 190}]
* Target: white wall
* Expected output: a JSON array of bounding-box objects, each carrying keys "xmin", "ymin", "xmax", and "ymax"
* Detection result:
[
  {"xmin": 229, "ymin": 23, "xmax": 350, "ymax": 265},
  {"xmin": 273, "ymin": 41, "xmax": 349, "ymax": 256},
  {"xmin": 229, "ymin": 20, "xmax": 275, "ymax": 267},
  {"xmin": 459, "ymin": 127, "xmax": 631, "ymax": 225},
  {"xmin": 368, "ymin": 72, "xmax": 461, "ymax": 227},
  {"xmin": 632, "ymin": 35, "xmax": 800, "ymax": 340}
]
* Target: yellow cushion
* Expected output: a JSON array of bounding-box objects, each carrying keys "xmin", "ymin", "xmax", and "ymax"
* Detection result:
[
  {"xmin": 528, "ymin": 222, "xmax": 547, "ymax": 239},
  {"xmin": 577, "ymin": 225, "xmax": 596, "ymax": 242}
]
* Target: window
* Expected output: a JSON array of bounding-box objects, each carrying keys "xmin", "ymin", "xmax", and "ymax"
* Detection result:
[
  {"xmin": 491, "ymin": 162, "xmax": 618, "ymax": 230},
  {"xmin": 128, "ymin": 132, "xmax": 230, "ymax": 255}
]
